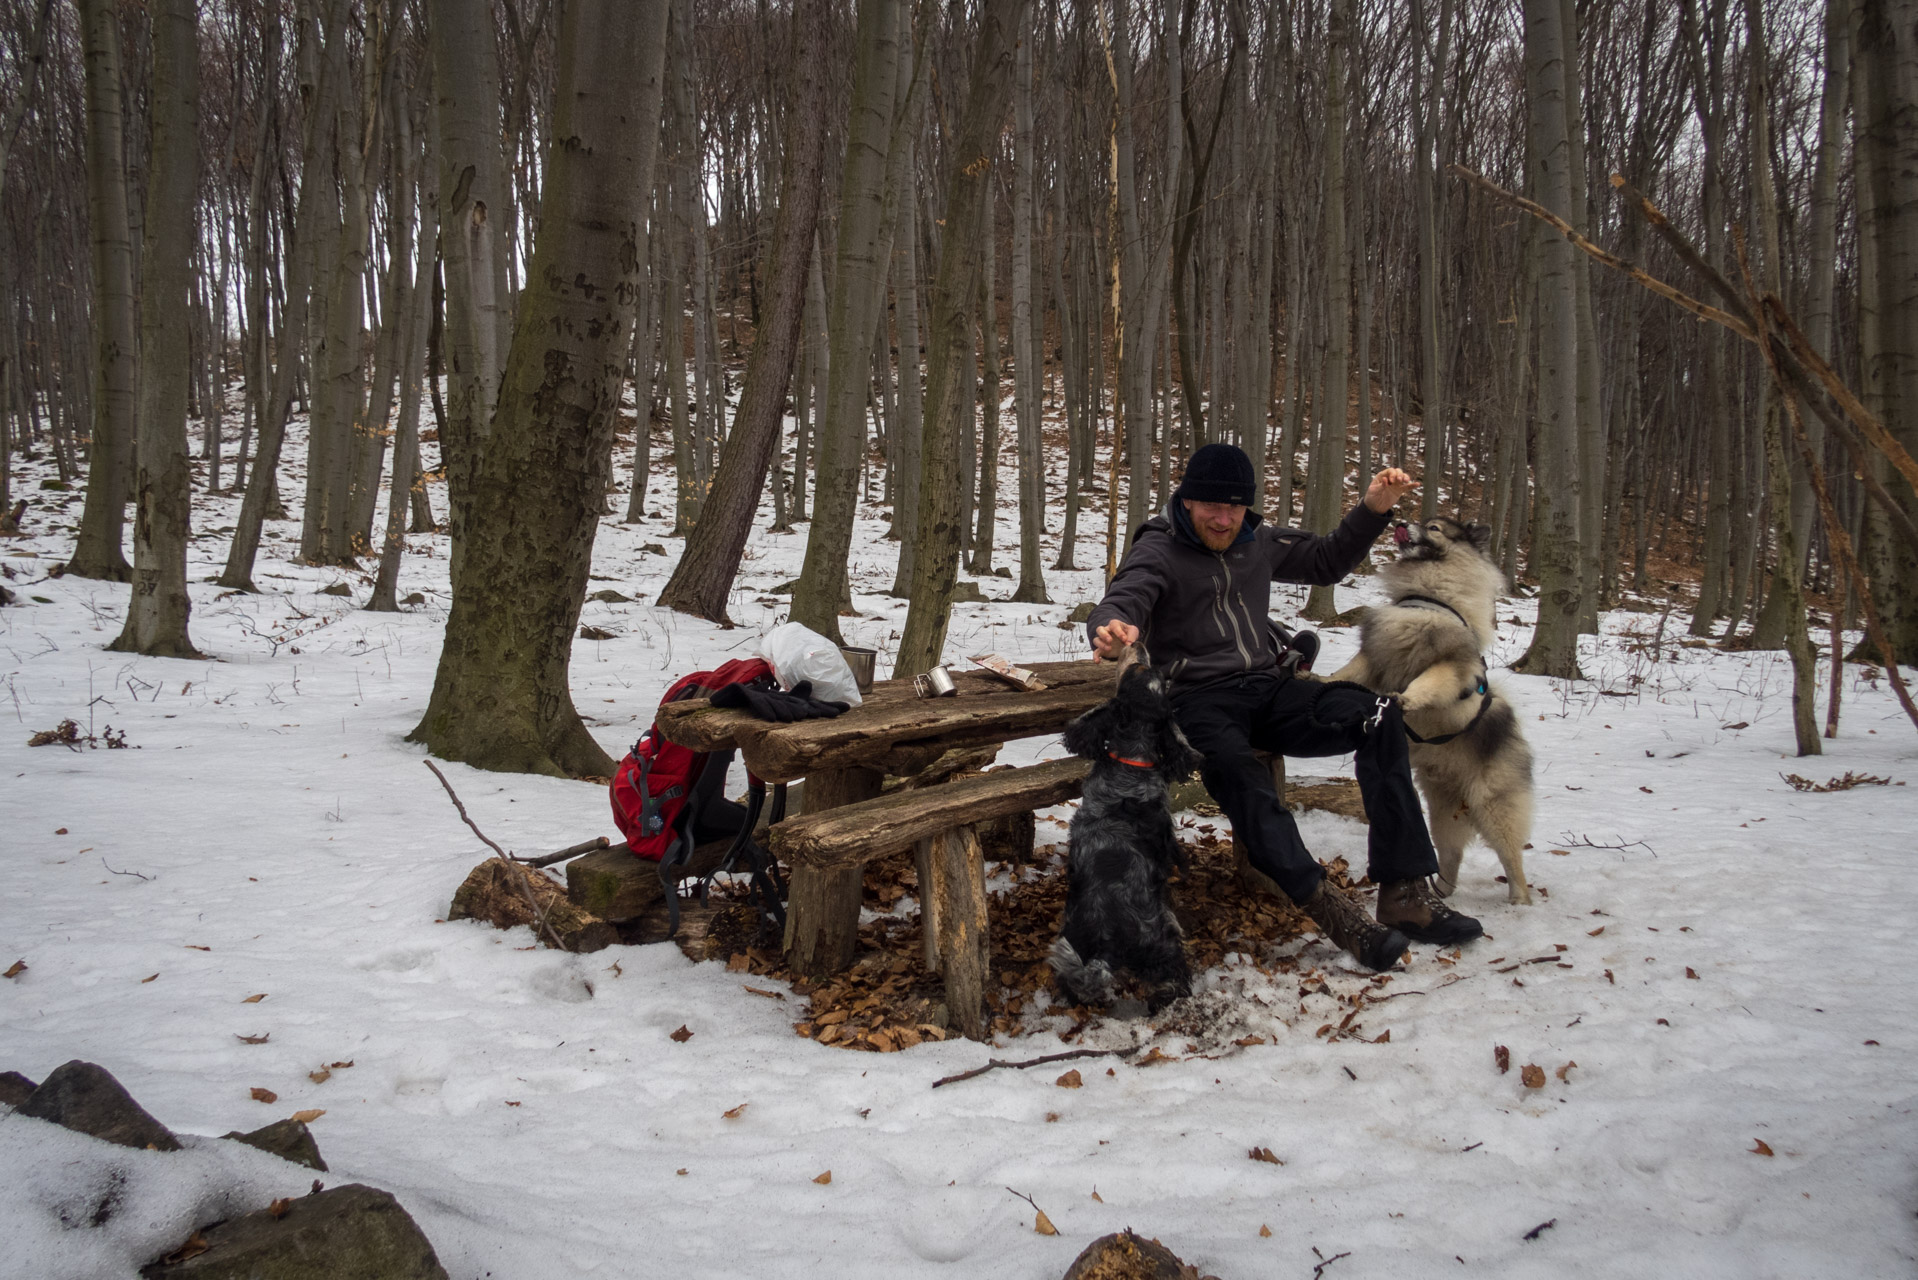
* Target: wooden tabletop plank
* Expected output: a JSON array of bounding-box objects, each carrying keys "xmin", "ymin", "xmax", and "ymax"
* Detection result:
[
  {"xmin": 654, "ymin": 659, "xmax": 1116, "ymax": 781},
  {"xmin": 769, "ymin": 756, "xmax": 1091, "ymax": 870}
]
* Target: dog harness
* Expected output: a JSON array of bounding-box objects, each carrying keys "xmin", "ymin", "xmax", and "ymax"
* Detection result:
[
  {"xmin": 1394, "ymin": 593, "xmax": 1474, "ymax": 631},
  {"xmin": 1381, "ymin": 593, "xmax": 1494, "ymax": 745},
  {"xmin": 1401, "ymin": 660, "xmax": 1494, "ymax": 746}
]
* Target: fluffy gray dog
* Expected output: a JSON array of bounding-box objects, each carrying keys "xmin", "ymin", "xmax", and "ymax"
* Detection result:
[
  {"xmin": 1049, "ymin": 657, "xmax": 1204, "ymax": 1011},
  {"xmin": 1328, "ymin": 517, "xmax": 1536, "ymax": 904}
]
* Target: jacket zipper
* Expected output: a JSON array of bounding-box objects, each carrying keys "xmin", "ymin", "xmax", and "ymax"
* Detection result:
[{"xmin": 1214, "ymin": 553, "xmax": 1253, "ymax": 667}]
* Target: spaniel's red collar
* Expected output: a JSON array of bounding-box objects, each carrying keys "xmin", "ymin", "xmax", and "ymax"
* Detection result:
[{"xmin": 1107, "ymin": 751, "xmax": 1156, "ymax": 769}]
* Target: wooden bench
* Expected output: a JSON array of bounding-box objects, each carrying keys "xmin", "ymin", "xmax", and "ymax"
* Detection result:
[{"xmin": 767, "ymin": 757, "xmax": 1090, "ymax": 1040}]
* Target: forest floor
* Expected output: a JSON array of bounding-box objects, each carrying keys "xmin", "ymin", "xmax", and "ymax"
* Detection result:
[{"xmin": 3, "ymin": 411, "xmax": 1916, "ymax": 1279}]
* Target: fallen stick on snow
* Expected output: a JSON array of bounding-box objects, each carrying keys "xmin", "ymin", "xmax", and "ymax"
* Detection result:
[{"xmin": 929, "ymin": 1047, "xmax": 1120, "ymax": 1089}]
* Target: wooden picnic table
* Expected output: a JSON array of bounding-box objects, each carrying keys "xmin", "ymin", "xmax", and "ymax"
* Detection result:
[{"xmin": 655, "ymin": 658, "xmax": 1119, "ymax": 1037}]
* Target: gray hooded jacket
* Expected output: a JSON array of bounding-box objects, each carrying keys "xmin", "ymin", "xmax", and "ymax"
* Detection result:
[{"xmin": 1085, "ymin": 500, "xmax": 1390, "ymax": 693}]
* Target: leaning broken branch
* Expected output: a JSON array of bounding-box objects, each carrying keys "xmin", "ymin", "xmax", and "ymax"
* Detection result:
[
  {"xmin": 423, "ymin": 760, "xmax": 564, "ymax": 950},
  {"xmin": 1452, "ymin": 165, "xmax": 1918, "ymax": 558}
]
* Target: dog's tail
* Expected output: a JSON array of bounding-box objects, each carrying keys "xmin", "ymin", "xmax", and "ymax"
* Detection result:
[{"xmin": 1049, "ymin": 936, "xmax": 1118, "ymax": 1007}]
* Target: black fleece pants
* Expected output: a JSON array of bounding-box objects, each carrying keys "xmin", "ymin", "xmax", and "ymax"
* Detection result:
[{"xmin": 1172, "ymin": 671, "xmax": 1438, "ymax": 905}]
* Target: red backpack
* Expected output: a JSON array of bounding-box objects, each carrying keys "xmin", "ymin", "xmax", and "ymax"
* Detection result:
[{"xmin": 610, "ymin": 657, "xmax": 775, "ymax": 861}]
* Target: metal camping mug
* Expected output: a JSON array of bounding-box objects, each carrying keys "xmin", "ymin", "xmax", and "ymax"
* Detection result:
[
  {"xmin": 837, "ymin": 646, "xmax": 878, "ymax": 694},
  {"xmin": 913, "ymin": 666, "xmax": 957, "ymax": 698}
]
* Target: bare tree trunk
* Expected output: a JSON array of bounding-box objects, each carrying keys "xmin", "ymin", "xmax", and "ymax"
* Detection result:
[
  {"xmin": 658, "ymin": 0, "xmax": 833, "ymax": 623},
  {"xmin": 1009, "ymin": 12, "xmax": 1048, "ymax": 604},
  {"xmin": 1412, "ymin": 0, "xmax": 1454, "ymax": 519},
  {"xmin": 895, "ymin": 0, "xmax": 1029, "ymax": 677},
  {"xmin": 370, "ymin": 87, "xmax": 438, "ymax": 613},
  {"xmin": 970, "ymin": 185, "xmax": 1001, "ymax": 575},
  {"xmin": 890, "ymin": 33, "xmax": 926, "ymax": 592},
  {"xmin": 110, "ymin": 0, "xmax": 200, "ymax": 656},
  {"xmin": 411, "ymin": 0, "xmax": 667, "ymax": 776},
  {"xmin": 1513, "ymin": 0, "xmax": 1584, "ymax": 680},
  {"xmin": 68, "ymin": 0, "xmax": 137, "ymax": 582},
  {"xmin": 221, "ymin": 0, "xmax": 346, "ymax": 592},
  {"xmin": 788, "ymin": 0, "xmax": 904, "ymax": 638},
  {"xmin": 1853, "ymin": 0, "xmax": 1918, "ymax": 660},
  {"xmin": 1305, "ymin": 0, "xmax": 1352, "ymax": 625},
  {"xmin": 430, "ymin": 0, "xmax": 512, "ymax": 589}
]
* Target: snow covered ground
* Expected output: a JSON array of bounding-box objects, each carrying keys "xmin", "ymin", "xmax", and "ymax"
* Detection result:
[{"xmin": 3, "ymin": 418, "xmax": 1916, "ymax": 1279}]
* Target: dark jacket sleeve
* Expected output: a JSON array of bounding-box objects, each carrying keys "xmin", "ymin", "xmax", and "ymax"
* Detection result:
[
  {"xmin": 1086, "ymin": 533, "xmax": 1170, "ymax": 648},
  {"xmin": 1268, "ymin": 501, "xmax": 1392, "ymax": 585}
]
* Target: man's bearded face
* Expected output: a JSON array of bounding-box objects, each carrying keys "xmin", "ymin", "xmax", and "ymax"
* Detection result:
[{"xmin": 1183, "ymin": 499, "xmax": 1247, "ymax": 552}]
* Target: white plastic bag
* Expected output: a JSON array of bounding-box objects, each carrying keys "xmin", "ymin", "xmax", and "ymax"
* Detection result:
[{"xmin": 759, "ymin": 622, "xmax": 863, "ymax": 707}]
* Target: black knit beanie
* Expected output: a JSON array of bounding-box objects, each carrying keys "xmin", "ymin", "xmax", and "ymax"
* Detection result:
[{"xmin": 1174, "ymin": 443, "xmax": 1256, "ymax": 506}]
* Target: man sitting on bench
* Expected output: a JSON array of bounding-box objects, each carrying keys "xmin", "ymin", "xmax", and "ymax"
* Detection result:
[{"xmin": 1085, "ymin": 443, "xmax": 1483, "ymax": 971}]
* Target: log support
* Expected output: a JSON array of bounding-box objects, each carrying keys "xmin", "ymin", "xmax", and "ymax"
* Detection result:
[
  {"xmin": 924, "ymin": 824, "xmax": 990, "ymax": 1040},
  {"xmin": 782, "ymin": 765, "xmax": 882, "ymax": 976}
]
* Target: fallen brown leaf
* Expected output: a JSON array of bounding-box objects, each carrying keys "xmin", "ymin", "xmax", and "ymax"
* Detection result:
[
  {"xmin": 1750, "ymin": 1139, "xmax": 1774, "ymax": 1157},
  {"xmin": 723, "ymin": 1102, "xmax": 749, "ymax": 1120},
  {"xmin": 1587, "ymin": 926, "xmax": 1605, "ymax": 936},
  {"xmin": 267, "ymin": 1198, "xmax": 293, "ymax": 1219},
  {"xmin": 812, "ymin": 1170, "xmax": 832, "ymax": 1185},
  {"xmin": 289, "ymin": 1109, "xmax": 325, "ymax": 1124},
  {"xmin": 676, "ymin": 1168, "xmax": 688, "ymax": 1176},
  {"xmin": 1135, "ymin": 1046, "xmax": 1173, "ymax": 1066},
  {"xmin": 235, "ymin": 1033, "xmax": 270, "ymax": 1045},
  {"xmin": 1090, "ymin": 1189, "xmax": 1104, "ymax": 1203},
  {"xmin": 669, "ymin": 1025, "xmax": 693, "ymax": 1043},
  {"xmin": 1056, "ymin": 1069, "xmax": 1083, "ymax": 1089},
  {"xmin": 1520, "ymin": 1064, "xmax": 1546, "ymax": 1089},
  {"xmin": 242, "ymin": 993, "xmax": 266, "ymax": 1003},
  {"xmin": 160, "ymin": 1231, "xmax": 210, "ymax": 1265},
  {"xmin": 743, "ymin": 986, "xmax": 785, "ymax": 1000},
  {"xmin": 1234, "ymin": 1035, "xmax": 1267, "ymax": 1047},
  {"xmin": 308, "ymin": 1068, "xmax": 331, "ymax": 1085},
  {"xmin": 249, "ymin": 1087, "xmax": 278, "ymax": 1104},
  {"xmin": 726, "ymin": 954, "xmax": 751, "ymax": 972},
  {"xmin": 1259, "ymin": 1224, "xmax": 1273, "ymax": 1238},
  {"xmin": 1685, "ymin": 967, "xmax": 1699, "ymax": 979},
  {"xmin": 185, "ymin": 945, "xmax": 210, "ymax": 952},
  {"xmin": 1034, "ymin": 1208, "xmax": 1058, "ymax": 1236},
  {"xmin": 3, "ymin": 959, "xmax": 25, "ymax": 980},
  {"xmin": 1249, "ymin": 1147, "xmax": 1283, "ymax": 1165},
  {"xmin": 1494, "ymin": 1045, "xmax": 1511, "ymax": 1074},
  {"xmin": 328, "ymin": 1060, "xmax": 353, "ymax": 1069},
  {"xmin": 1555, "ymin": 1061, "xmax": 1577, "ymax": 1082},
  {"xmin": 140, "ymin": 974, "xmax": 158, "ymax": 984}
]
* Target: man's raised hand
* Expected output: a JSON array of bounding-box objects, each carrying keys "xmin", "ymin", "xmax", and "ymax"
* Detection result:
[
  {"xmin": 1092, "ymin": 618, "xmax": 1139, "ymax": 661},
  {"xmin": 1364, "ymin": 467, "xmax": 1418, "ymax": 514}
]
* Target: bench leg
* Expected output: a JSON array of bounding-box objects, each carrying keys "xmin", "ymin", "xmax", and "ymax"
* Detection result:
[
  {"xmin": 783, "ymin": 766, "xmax": 882, "ymax": 977},
  {"xmin": 926, "ymin": 824, "xmax": 990, "ymax": 1041}
]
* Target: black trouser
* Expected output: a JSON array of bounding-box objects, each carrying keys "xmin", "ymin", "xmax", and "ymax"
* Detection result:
[{"xmin": 1173, "ymin": 672, "xmax": 1438, "ymax": 905}]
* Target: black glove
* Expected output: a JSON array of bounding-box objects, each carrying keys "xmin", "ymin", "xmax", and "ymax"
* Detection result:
[{"xmin": 711, "ymin": 680, "xmax": 849, "ymax": 722}]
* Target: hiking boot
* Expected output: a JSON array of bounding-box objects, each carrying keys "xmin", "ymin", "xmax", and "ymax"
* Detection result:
[
  {"xmin": 1301, "ymin": 881, "xmax": 1410, "ymax": 971},
  {"xmin": 1377, "ymin": 876, "xmax": 1485, "ymax": 946}
]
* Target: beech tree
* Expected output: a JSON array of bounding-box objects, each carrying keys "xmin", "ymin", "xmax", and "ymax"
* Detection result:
[{"xmin": 411, "ymin": 0, "xmax": 669, "ymax": 776}]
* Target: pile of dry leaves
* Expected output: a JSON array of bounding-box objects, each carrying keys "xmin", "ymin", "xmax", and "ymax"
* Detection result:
[{"xmin": 690, "ymin": 809, "xmax": 1377, "ymax": 1053}]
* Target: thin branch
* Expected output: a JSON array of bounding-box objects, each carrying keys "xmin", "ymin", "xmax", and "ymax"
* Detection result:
[
  {"xmin": 1450, "ymin": 165, "xmax": 1755, "ymax": 339},
  {"xmin": 929, "ymin": 1046, "xmax": 1120, "ymax": 1088},
  {"xmin": 1456, "ymin": 165, "xmax": 1918, "ymax": 557},
  {"xmin": 101, "ymin": 856, "xmax": 152, "ymax": 882},
  {"xmin": 513, "ymin": 835, "xmax": 609, "ymax": 867},
  {"xmin": 423, "ymin": 760, "xmax": 564, "ymax": 950}
]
